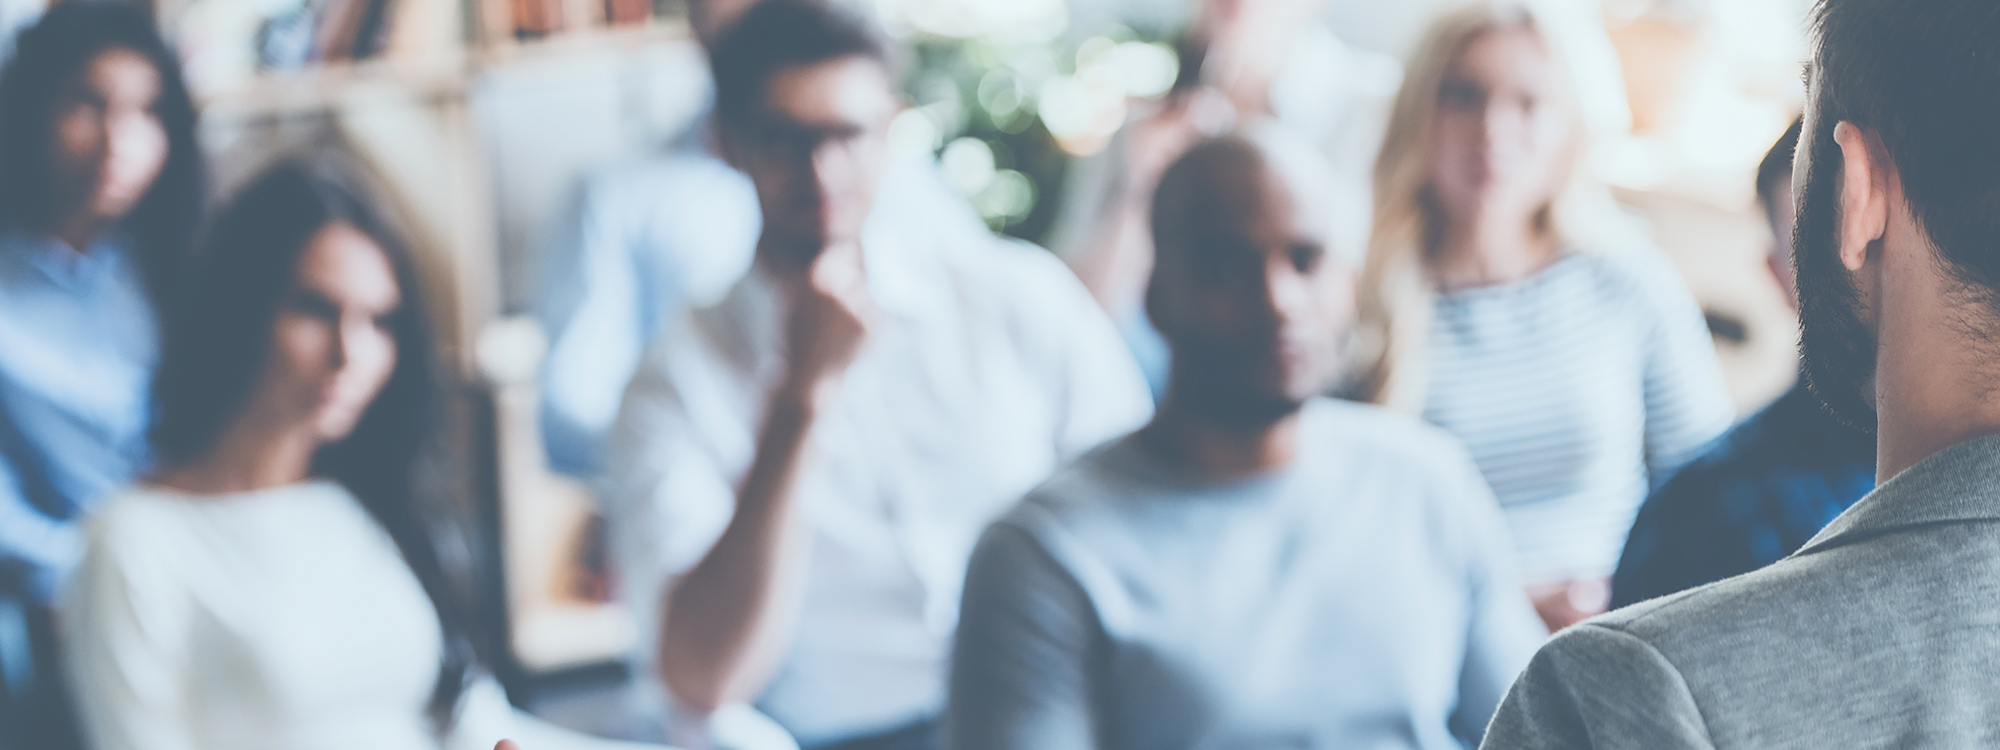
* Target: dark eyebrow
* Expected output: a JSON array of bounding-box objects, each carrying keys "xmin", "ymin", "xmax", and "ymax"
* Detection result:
[
  {"xmin": 287, "ymin": 287, "xmax": 340, "ymax": 317},
  {"xmin": 66, "ymin": 88, "xmax": 109, "ymax": 107},
  {"xmin": 752, "ymin": 111, "xmax": 866, "ymax": 141}
]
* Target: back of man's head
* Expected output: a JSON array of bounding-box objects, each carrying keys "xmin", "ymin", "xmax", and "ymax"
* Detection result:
[
  {"xmin": 1809, "ymin": 0, "xmax": 2000, "ymax": 301},
  {"xmin": 709, "ymin": 0, "xmax": 889, "ymax": 127}
]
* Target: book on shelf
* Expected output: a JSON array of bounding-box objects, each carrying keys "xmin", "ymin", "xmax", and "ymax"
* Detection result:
[
  {"xmin": 223, "ymin": 0, "xmax": 668, "ymax": 72},
  {"xmin": 510, "ymin": 0, "xmax": 562, "ymax": 38},
  {"xmin": 481, "ymin": 0, "xmax": 663, "ymax": 42},
  {"xmin": 383, "ymin": 0, "xmax": 462, "ymax": 60},
  {"xmin": 562, "ymin": 0, "xmax": 604, "ymax": 31},
  {"xmin": 247, "ymin": 0, "xmax": 451, "ymax": 71},
  {"xmin": 306, "ymin": 0, "xmax": 362, "ymax": 61},
  {"xmin": 606, "ymin": 0, "xmax": 652, "ymax": 25}
]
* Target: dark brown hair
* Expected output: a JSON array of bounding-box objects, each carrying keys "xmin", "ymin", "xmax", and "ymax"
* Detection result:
[{"xmin": 149, "ymin": 160, "xmax": 480, "ymax": 732}]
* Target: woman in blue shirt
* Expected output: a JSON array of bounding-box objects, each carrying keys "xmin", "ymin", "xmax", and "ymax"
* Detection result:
[
  {"xmin": 0, "ymin": 4, "xmax": 203, "ymax": 744},
  {"xmin": 0, "ymin": 0, "xmax": 202, "ymax": 605}
]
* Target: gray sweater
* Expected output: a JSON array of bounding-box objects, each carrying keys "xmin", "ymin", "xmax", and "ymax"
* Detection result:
[
  {"xmin": 945, "ymin": 399, "xmax": 1546, "ymax": 750},
  {"xmin": 1483, "ymin": 432, "xmax": 2000, "ymax": 749}
]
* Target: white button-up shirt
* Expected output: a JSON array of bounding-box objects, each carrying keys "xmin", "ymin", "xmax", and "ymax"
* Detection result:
[
  {"xmin": 605, "ymin": 231, "xmax": 1152, "ymax": 745},
  {"xmin": 535, "ymin": 125, "xmax": 995, "ymax": 477}
]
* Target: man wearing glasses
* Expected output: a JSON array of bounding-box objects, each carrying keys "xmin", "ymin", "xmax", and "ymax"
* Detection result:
[{"xmin": 602, "ymin": 2, "xmax": 1153, "ymax": 748}]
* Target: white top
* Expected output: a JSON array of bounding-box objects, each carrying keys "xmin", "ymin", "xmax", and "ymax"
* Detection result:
[
  {"xmin": 62, "ymin": 481, "xmax": 659, "ymax": 750},
  {"xmin": 1422, "ymin": 250, "xmax": 1734, "ymax": 584},
  {"xmin": 605, "ymin": 233, "xmax": 1154, "ymax": 745},
  {"xmin": 947, "ymin": 399, "xmax": 1546, "ymax": 750}
]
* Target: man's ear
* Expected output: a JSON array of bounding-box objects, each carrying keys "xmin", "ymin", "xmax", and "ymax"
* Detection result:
[{"xmin": 1832, "ymin": 121, "xmax": 1891, "ymax": 273}]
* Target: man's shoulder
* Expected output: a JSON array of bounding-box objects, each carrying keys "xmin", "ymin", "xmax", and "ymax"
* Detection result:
[
  {"xmin": 1001, "ymin": 438, "xmax": 1137, "ymax": 524},
  {"xmin": 1597, "ymin": 548, "xmax": 1854, "ymax": 641},
  {"xmin": 1512, "ymin": 537, "xmax": 2000, "ymax": 748},
  {"xmin": 1300, "ymin": 400, "xmax": 1485, "ymax": 488},
  {"xmin": 1494, "ymin": 565, "xmax": 1823, "ymax": 746},
  {"xmin": 1303, "ymin": 399, "xmax": 1461, "ymax": 453},
  {"xmin": 1585, "ymin": 541, "xmax": 1939, "ymax": 704},
  {"xmin": 976, "ymin": 440, "xmax": 1140, "ymax": 582}
]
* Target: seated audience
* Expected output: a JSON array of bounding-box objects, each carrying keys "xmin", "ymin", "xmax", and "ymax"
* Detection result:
[
  {"xmin": 944, "ymin": 127, "xmax": 1546, "ymax": 750},
  {"xmin": 534, "ymin": 0, "xmax": 990, "ymax": 477},
  {"xmin": 603, "ymin": 1, "xmax": 1152, "ymax": 748},
  {"xmin": 0, "ymin": 3, "xmax": 202, "ymax": 745},
  {"xmin": 1609, "ymin": 120, "xmax": 1873, "ymax": 609},
  {"xmin": 1353, "ymin": 3, "xmax": 1733, "ymax": 630},
  {"xmin": 62, "ymin": 161, "xmax": 653, "ymax": 750},
  {"xmin": 1485, "ymin": 0, "xmax": 2000, "ymax": 745},
  {"xmin": 1048, "ymin": 0, "xmax": 1401, "ymax": 394}
]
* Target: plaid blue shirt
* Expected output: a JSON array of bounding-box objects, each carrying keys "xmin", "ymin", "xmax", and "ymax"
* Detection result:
[{"xmin": 1610, "ymin": 382, "xmax": 1874, "ymax": 608}]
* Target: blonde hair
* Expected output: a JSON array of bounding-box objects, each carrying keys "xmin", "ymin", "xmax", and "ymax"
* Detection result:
[{"xmin": 1353, "ymin": 2, "xmax": 1642, "ymax": 412}]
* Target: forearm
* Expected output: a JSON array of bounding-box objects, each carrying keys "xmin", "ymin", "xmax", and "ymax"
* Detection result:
[{"xmin": 658, "ymin": 392, "xmax": 819, "ymax": 711}]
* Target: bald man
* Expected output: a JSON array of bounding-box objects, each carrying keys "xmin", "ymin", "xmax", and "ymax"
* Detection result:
[{"xmin": 941, "ymin": 128, "xmax": 1545, "ymax": 750}]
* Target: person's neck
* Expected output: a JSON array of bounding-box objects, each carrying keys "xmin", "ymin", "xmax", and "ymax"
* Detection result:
[
  {"xmin": 1871, "ymin": 303, "xmax": 2000, "ymax": 485},
  {"xmin": 156, "ymin": 419, "xmax": 319, "ymax": 496},
  {"xmin": 49, "ymin": 209, "xmax": 108, "ymax": 255},
  {"xmin": 1430, "ymin": 210, "xmax": 1554, "ymax": 290},
  {"xmin": 1137, "ymin": 396, "xmax": 1301, "ymax": 480}
]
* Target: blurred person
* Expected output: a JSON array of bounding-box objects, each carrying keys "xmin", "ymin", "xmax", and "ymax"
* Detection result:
[
  {"xmin": 0, "ymin": 2, "xmax": 202, "ymax": 746},
  {"xmin": 1353, "ymin": 3, "xmax": 1733, "ymax": 631},
  {"xmin": 1484, "ymin": 0, "xmax": 2000, "ymax": 745},
  {"xmin": 944, "ymin": 127, "xmax": 1544, "ymax": 750},
  {"xmin": 1048, "ymin": 0, "xmax": 1402, "ymax": 394},
  {"xmin": 1608, "ymin": 119, "xmax": 1873, "ymax": 609},
  {"xmin": 602, "ymin": 1, "xmax": 1154, "ymax": 747},
  {"xmin": 62, "ymin": 161, "xmax": 663, "ymax": 750},
  {"xmin": 534, "ymin": 0, "xmax": 989, "ymax": 477}
]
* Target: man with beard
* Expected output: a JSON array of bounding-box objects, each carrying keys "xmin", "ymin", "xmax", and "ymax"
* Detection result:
[
  {"xmin": 1483, "ymin": 0, "xmax": 2000, "ymax": 746},
  {"xmin": 942, "ymin": 128, "xmax": 1545, "ymax": 750}
]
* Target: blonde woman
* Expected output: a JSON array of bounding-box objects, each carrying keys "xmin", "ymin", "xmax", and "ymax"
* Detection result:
[{"xmin": 1354, "ymin": 3, "xmax": 1732, "ymax": 631}]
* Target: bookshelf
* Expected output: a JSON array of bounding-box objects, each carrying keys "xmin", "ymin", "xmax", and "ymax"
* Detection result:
[{"xmin": 168, "ymin": 0, "xmax": 708, "ymax": 682}]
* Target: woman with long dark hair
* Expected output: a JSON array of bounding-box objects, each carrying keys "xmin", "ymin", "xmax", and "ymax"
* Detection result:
[
  {"xmin": 61, "ymin": 161, "xmax": 651, "ymax": 750},
  {"xmin": 0, "ymin": 0, "xmax": 203, "ymax": 603},
  {"xmin": 0, "ymin": 4, "xmax": 203, "ymax": 744}
]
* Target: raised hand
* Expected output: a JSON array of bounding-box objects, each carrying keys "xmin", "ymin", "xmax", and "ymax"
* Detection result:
[{"xmin": 780, "ymin": 240, "xmax": 876, "ymax": 409}]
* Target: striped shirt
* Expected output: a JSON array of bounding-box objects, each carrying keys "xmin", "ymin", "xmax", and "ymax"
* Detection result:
[{"xmin": 1423, "ymin": 249, "xmax": 1733, "ymax": 584}]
